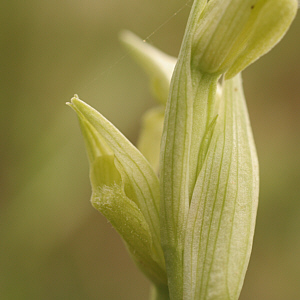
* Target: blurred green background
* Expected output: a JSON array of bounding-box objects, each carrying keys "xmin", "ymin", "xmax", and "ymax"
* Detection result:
[{"xmin": 1, "ymin": 1, "xmax": 299, "ymax": 299}]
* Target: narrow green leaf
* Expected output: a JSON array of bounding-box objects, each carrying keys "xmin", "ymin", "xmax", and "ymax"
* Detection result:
[
  {"xmin": 120, "ymin": 30, "xmax": 177, "ymax": 104},
  {"xmin": 183, "ymin": 74, "xmax": 259, "ymax": 299}
]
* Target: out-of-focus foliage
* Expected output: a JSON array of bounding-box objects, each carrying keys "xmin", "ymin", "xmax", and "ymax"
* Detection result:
[{"xmin": 0, "ymin": 1, "xmax": 299, "ymax": 299}]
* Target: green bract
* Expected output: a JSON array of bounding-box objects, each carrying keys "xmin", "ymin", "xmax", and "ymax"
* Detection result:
[
  {"xmin": 69, "ymin": 0, "xmax": 297, "ymax": 299},
  {"xmin": 68, "ymin": 97, "xmax": 167, "ymax": 288}
]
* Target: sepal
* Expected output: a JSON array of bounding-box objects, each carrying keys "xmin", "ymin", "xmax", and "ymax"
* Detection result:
[
  {"xmin": 120, "ymin": 30, "xmax": 177, "ymax": 104},
  {"xmin": 137, "ymin": 107, "xmax": 165, "ymax": 174},
  {"xmin": 191, "ymin": 0, "xmax": 297, "ymax": 78},
  {"xmin": 68, "ymin": 96, "xmax": 166, "ymax": 285}
]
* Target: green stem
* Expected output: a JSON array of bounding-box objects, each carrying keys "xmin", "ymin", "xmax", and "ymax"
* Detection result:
[{"xmin": 149, "ymin": 284, "xmax": 170, "ymax": 300}]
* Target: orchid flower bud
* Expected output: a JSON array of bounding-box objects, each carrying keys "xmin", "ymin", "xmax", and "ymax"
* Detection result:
[
  {"xmin": 120, "ymin": 30, "xmax": 176, "ymax": 104},
  {"xmin": 160, "ymin": 0, "xmax": 297, "ymax": 298},
  {"xmin": 191, "ymin": 0, "xmax": 298, "ymax": 78},
  {"xmin": 69, "ymin": 0, "xmax": 297, "ymax": 299},
  {"xmin": 68, "ymin": 96, "xmax": 167, "ymax": 288}
]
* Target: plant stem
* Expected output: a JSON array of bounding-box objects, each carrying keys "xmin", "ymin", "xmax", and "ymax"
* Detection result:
[{"xmin": 149, "ymin": 284, "xmax": 170, "ymax": 300}]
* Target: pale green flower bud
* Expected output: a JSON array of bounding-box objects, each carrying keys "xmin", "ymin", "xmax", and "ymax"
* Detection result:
[
  {"xmin": 137, "ymin": 107, "xmax": 165, "ymax": 174},
  {"xmin": 191, "ymin": 0, "xmax": 298, "ymax": 78},
  {"xmin": 119, "ymin": 31, "xmax": 175, "ymax": 173},
  {"xmin": 160, "ymin": 0, "xmax": 296, "ymax": 299},
  {"xmin": 69, "ymin": 1, "xmax": 297, "ymax": 299},
  {"xmin": 120, "ymin": 30, "xmax": 176, "ymax": 104},
  {"xmin": 68, "ymin": 96, "xmax": 167, "ymax": 287}
]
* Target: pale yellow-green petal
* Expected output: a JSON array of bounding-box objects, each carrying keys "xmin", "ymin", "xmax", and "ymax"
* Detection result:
[
  {"xmin": 137, "ymin": 107, "xmax": 165, "ymax": 173},
  {"xmin": 68, "ymin": 96, "xmax": 166, "ymax": 279},
  {"xmin": 225, "ymin": 0, "xmax": 298, "ymax": 78},
  {"xmin": 191, "ymin": 0, "xmax": 297, "ymax": 77},
  {"xmin": 120, "ymin": 30, "xmax": 176, "ymax": 104}
]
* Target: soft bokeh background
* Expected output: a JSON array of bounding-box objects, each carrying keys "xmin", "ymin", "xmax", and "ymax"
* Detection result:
[{"xmin": 1, "ymin": 1, "xmax": 299, "ymax": 299}]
